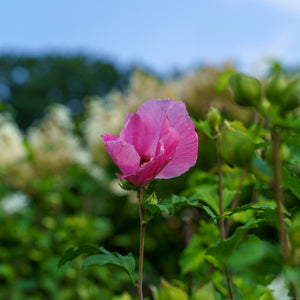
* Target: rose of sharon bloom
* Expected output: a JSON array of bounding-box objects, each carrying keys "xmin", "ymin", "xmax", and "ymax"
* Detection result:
[{"xmin": 101, "ymin": 99, "xmax": 198, "ymax": 187}]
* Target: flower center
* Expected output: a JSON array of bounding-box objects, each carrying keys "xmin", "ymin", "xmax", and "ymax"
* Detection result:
[{"xmin": 139, "ymin": 156, "xmax": 153, "ymax": 168}]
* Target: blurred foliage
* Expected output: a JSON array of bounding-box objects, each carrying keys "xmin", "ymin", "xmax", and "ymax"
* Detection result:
[
  {"xmin": 0, "ymin": 55, "xmax": 300, "ymax": 299},
  {"xmin": 0, "ymin": 54, "xmax": 125, "ymax": 129}
]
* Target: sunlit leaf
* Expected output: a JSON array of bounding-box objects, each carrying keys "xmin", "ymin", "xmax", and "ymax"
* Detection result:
[
  {"xmin": 191, "ymin": 282, "xmax": 218, "ymax": 300},
  {"xmin": 191, "ymin": 185, "xmax": 236, "ymax": 214},
  {"xmin": 159, "ymin": 278, "xmax": 189, "ymax": 300}
]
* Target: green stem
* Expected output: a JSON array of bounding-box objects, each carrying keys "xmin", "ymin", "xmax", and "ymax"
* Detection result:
[
  {"xmin": 272, "ymin": 129, "xmax": 289, "ymax": 262},
  {"xmin": 183, "ymin": 216, "xmax": 193, "ymax": 294},
  {"xmin": 225, "ymin": 169, "xmax": 246, "ymax": 237},
  {"xmin": 216, "ymin": 135, "xmax": 233, "ymax": 299},
  {"xmin": 137, "ymin": 187, "xmax": 146, "ymax": 300},
  {"xmin": 272, "ymin": 129, "xmax": 298, "ymax": 299}
]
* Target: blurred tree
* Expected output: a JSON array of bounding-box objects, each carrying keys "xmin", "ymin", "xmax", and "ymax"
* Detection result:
[{"xmin": 0, "ymin": 54, "xmax": 124, "ymax": 129}]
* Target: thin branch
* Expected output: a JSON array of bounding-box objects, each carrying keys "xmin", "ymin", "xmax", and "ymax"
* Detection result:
[
  {"xmin": 137, "ymin": 187, "xmax": 146, "ymax": 300},
  {"xmin": 225, "ymin": 169, "xmax": 246, "ymax": 237},
  {"xmin": 216, "ymin": 134, "xmax": 233, "ymax": 299},
  {"xmin": 272, "ymin": 129, "xmax": 298, "ymax": 300},
  {"xmin": 183, "ymin": 216, "xmax": 193, "ymax": 294}
]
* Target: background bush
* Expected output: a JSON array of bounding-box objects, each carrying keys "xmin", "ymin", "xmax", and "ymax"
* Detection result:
[{"xmin": 0, "ymin": 54, "xmax": 299, "ymax": 299}]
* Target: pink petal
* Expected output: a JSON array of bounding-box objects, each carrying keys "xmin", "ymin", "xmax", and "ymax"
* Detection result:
[
  {"xmin": 102, "ymin": 139, "xmax": 140, "ymax": 175},
  {"xmin": 119, "ymin": 113, "xmax": 158, "ymax": 158},
  {"xmin": 123, "ymin": 125, "xmax": 179, "ymax": 187},
  {"xmin": 156, "ymin": 101, "xmax": 198, "ymax": 179},
  {"xmin": 119, "ymin": 99, "xmax": 177, "ymax": 158},
  {"xmin": 101, "ymin": 134, "xmax": 118, "ymax": 142}
]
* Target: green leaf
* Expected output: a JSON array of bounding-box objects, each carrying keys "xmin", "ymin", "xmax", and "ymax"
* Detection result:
[
  {"xmin": 227, "ymin": 236, "xmax": 276, "ymax": 272},
  {"xmin": 57, "ymin": 244, "xmax": 100, "ymax": 270},
  {"xmin": 191, "ymin": 185, "xmax": 236, "ymax": 215},
  {"xmin": 250, "ymin": 152, "xmax": 273, "ymax": 183},
  {"xmin": 119, "ymin": 178, "xmax": 139, "ymax": 191},
  {"xmin": 231, "ymin": 283, "xmax": 244, "ymax": 300},
  {"xmin": 196, "ymin": 119, "xmax": 213, "ymax": 138},
  {"xmin": 271, "ymin": 112, "xmax": 300, "ymax": 130},
  {"xmin": 282, "ymin": 167, "xmax": 300, "ymax": 199},
  {"xmin": 225, "ymin": 203, "xmax": 276, "ymax": 217},
  {"xmin": 206, "ymin": 219, "xmax": 264, "ymax": 266},
  {"xmin": 112, "ymin": 292, "xmax": 133, "ymax": 300},
  {"xmin": 192, "ymin": 282, "xmax": 218, "ymax": 300},
  {"xmin": 259, "ymin": 292, "xmax": 276, "ymax": 300},
  {"xmin": 145, "ymin": 194, "xmax": 217, "ymax": 220},
  {"xmin": 83, "ymin": 247, "xmax": 136, "ymax": 286},
  {"xmin": 191, "ymin": 185, "xmax": 219, "ymax": 213},
  {"xmin": 58, "ymin": 245, "xmax": 136, "ymax": 286},
  {"xmin": 180, "ymin": 221, "xmax": 219, "ymax": 274},
  {"xmin": 230, "ymin": 120, "xmax": 248, "ymax": 133},
  {"xmin": 159, "ymin": 278, "xmax": 189, "ymax": 300}
]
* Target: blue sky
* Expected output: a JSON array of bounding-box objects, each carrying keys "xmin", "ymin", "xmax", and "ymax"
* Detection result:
[{"xmin": 1, "ymin": 0, "xmax": 300, "ymax": 75}]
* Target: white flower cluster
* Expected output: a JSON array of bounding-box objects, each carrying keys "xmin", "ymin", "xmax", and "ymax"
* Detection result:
[
  {"xmin": 0, "ymin": 192, "xmax": 30, "ymax": 214},
  {"xmin": 0, "ymin": 114, "xmax": 27, "ymax": 167},
  {"xmin": 28, "ymin": 104, "xmax": 92, "ymax": 174},
  {"xmin": 83, "ymin": 93, "xmax": 127, "ymax": 165}
]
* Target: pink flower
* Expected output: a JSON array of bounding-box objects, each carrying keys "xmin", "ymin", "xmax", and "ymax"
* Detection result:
[{"xmin": 101, "ymin": 99, "xmax": 198, "ymax": 188}]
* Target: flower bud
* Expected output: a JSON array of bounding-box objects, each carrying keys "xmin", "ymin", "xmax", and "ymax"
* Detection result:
[
  {"xmin": 265, "ymin": 73, "xmax": 288, "ymax": 105},
  {"xmin": 282, "ymin": 79, "xmax": 300, "ymax": 111},
  {"xmin": 220, "ymin": 122, "xmax": 255, "ymax": 168},
  {"xmin": 265, "ymin": 143, "xmax": 290, "ymax": 164},
  {"xmin": 229, "ymin": 74, "xmax": 262, "ymax": 107},
  {"xmin": 207, "ymin": 107, "xmax": 221, "ymax": 131}
]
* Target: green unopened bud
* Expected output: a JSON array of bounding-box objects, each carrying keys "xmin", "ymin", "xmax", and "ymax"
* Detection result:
[
  {"xmin": 220, "ymin": 122, "xmax": 255, "ymax": 168},
  {"xmin": 282, "ymin": 79, "xmax": 300, "ymax": 111},
  {"xmin": 143, "ymin": 192, "xmax": 159, "ymax": 223},
  {"xmin": 229, "ymin": 73, "xmax": 262, "ymax": 107},
  {"xmin": 261, "ymin": 98, "xmax": 271, "ymax": 111},
  {"xmin": 265, "ymin": 143, "xmax": 290, "ymax": 164},
  {"xmin": 207, "ymin": 107, "xmax": 221, "ymax": 131},
  {"xmin": 265, "ymin": 73, "xmax": 288, "ymax": 105}
]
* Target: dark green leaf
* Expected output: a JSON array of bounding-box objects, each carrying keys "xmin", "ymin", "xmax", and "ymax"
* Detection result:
[
  {"xmin": 145, "ymin": 194, "xmax": 217, "ymax": 221},
  {"xmin": 282, "ymin": 167, "xmax": 300, "ymax": 199},
  {"xmin": 206, "ymin": 219, "xmax": 264, "ymax": 266},
  {"xmin": 231, "ymin": 283, "xmax": 244, "ymax": 300},
  {"xmin": 225, "ymin": 203, "xmax": 276, "ymax": 217},
  {"xmin": 227, "ymin": 236, "xmax": 277, "ymax": 272},
  {"xmin": 250, "ymin": 153, "xmax": 273, "ymax": 183},
  {"xmin": 119, "ymin": 179, "xmax": 139, "ymax": 191},
  {"xmin": 57, "ymin": 244, "xmax": 100, "ymax": 270},
  {"xmin": 83, "ymin": 247, "xmax": 136, "ymax": 286}
]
